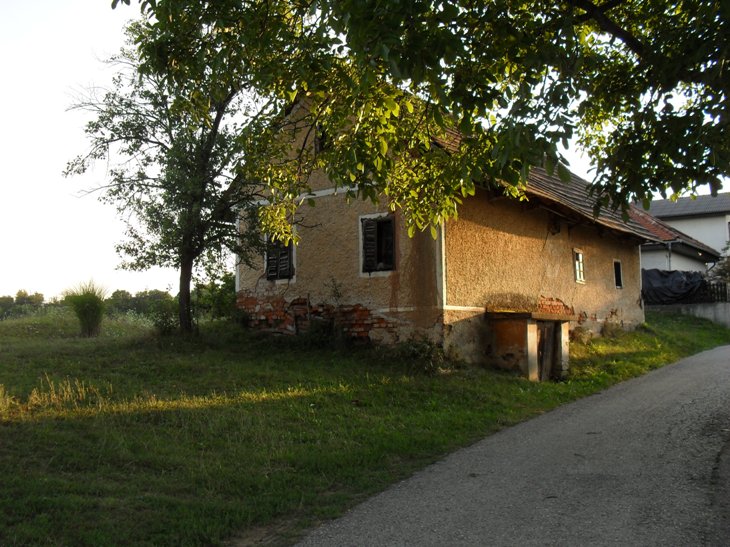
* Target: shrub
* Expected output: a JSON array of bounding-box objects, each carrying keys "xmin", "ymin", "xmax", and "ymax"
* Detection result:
[
  {"xmin": 193, "ymin": 272, "xmax": 236, "ymax": 320},
  {"xmin": 151, "ymin": 299, "xmax": 179, "ymax": 336},
  {"xmin": 63, "ymin": 281, "xmax": 107, "ymax": 337},
  {"xmin": 385, "ymin": 338, "xmax": 449, "ymax": 376}
]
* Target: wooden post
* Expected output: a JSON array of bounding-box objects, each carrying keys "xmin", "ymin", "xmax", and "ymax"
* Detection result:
[{"xmin": 526, "ymin": 319, "xmax": 539, "ymax": 382}]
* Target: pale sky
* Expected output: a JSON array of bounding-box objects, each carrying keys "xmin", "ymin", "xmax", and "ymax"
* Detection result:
[
  {"xmin": 0, "ymin": 0, "xmax": 178, "ymax": 299},
  {"xmin": 0, "ymin": 1, "xmax": 601, "ymax": 301}
]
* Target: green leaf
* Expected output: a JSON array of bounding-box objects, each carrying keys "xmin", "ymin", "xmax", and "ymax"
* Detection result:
[
  {"xmin": 545, "ymin": 155, "xmax": 555, "ymax": 177},
  {"xmin": 384, "ymin": 97, "xmax": 400, "ymax": 117},
  {"xmin": 378, "ymin": 137, "xmax": 388, "ymax": 156},
  {"xmin": 557, "ymin": 163, "xmax": 571, "ymax": 183}
]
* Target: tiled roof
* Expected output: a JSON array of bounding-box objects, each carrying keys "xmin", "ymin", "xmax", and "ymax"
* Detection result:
[
  {"xmin": 628, "ymin": 206, "xmax": 721, "ymax": 259},
  {"xmin": 431, "ymin": 129, "xmax": 656, "ymax": 241},
  {"xmin": 522, "ymin": 167, "xmax": 658, "ymax": 242},
  {"xmin": 648, "ymin": 192, "xmax": 730, "ymax": 218}
]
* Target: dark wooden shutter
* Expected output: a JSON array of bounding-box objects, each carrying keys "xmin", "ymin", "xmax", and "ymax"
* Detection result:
[
  {"xmin": 266, "ymin": 243, "xmax": 279, "ymax": 280},
  {"xmin": 266, "ymin": 241, "xmax": 292, "ymax": 280},
  {"xmin": 362, "ymin": 218, "xmax": 377, "ymax": 272},
  {"xmin": 277, "ymin": 245, "xmax": 291, "ymax": 279}
]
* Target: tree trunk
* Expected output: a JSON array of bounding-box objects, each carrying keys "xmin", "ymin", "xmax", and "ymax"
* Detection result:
[{"xmin": 179, "ymin": 255, "xmax": 195, "ymax": 333}]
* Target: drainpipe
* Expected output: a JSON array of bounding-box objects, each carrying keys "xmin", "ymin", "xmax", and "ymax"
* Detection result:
[{"xmin": 667, "ymin": 241, "xmax": 673, "ymax": 270}]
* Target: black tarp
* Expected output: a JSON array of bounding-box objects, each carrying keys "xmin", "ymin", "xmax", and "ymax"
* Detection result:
[{"xmin": 641, "ymin": 269, "xmax": 705, "ymax": 305}]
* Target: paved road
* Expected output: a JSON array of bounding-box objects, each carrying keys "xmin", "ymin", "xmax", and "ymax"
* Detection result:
[{"xmin": 298, "ymin": 346, "xmax": 730, "ymax": 546}]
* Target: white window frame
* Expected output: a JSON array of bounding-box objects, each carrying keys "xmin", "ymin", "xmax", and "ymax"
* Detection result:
[{"xmin": 573, "ymin": 249, "xmax": 586, "ymax": 284}]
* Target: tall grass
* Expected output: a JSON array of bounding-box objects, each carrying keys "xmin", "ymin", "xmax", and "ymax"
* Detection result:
[{"xmin": 63, "ymin": 281, "xmax": 107, "ymax": 337}]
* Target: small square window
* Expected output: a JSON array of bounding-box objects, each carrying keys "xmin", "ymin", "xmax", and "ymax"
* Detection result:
[
  {"xmin": 266, "ymin": 239, "xmax": 294, "ymax": 280},
  {"xmin": 614, "ymin": 260, "xmax": 623, "ymax": 288},
  {"xmin": 574, "ymin": 249, "xmax": 585, "ymax": 283},
  {"xmin": 362, "ymin": 215, "xmax": 395, "ymax": 273}
]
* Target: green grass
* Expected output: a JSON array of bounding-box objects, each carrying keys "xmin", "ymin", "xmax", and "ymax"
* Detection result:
[{"xmin": 0, "ymin": 308, "xmax": 728, "ymax": 545}]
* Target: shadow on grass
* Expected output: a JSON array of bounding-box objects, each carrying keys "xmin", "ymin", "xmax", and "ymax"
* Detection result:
[{"xmin": 0, "ymin": 368, "xmax": 558, "ymax": 546}]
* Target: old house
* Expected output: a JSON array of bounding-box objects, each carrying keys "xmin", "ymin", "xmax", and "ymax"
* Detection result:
[
  {"xmin": 629, "ymin": 206, "xmax": 720, "ymax": 273},
  {"xmin": 236, "ymin": 158, "xmax": 656, "ymax": 380},
  {"xmin": 648, "ymin": 193, "xmax": 730, "ymax": 258}
]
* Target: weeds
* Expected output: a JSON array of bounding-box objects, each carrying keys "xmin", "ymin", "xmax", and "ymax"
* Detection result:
[{"xmin": 63, "ymin": 281, "xmax": 107, "ymax": 337}]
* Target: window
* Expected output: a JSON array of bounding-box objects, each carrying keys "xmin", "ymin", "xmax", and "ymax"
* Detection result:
[
  {"xmin": 573, "ymin": 249, "xmax": 585, "ymax": 283},
  {"xmin": 314, "ymin": 123, "xmax": 328, "ymax": 154},
  {"xmin": 361, "ymin": 215, "xmax": 395, "ymax": 273},
  {"xmin": 613, "ymin": 260, "xmax": 623, "ymax": 288},
  {"xmin": 266, "ymin": 239, "xmax": 294, "ymax": 280}
]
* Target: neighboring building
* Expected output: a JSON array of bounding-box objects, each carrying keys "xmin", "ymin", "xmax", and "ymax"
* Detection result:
[
  {"xmin": 629, "ymin": 206, "xmax": 721, "ymax": 273},
  {"xmin": 648, "ymin": 193, "xmax": 730, "ymax": 256},
  {"xmin": 237, "ymin": 164, "xmax": 655, "ymax": 381}
]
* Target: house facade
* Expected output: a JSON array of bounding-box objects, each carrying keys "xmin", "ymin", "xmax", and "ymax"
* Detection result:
[
  {"xmin": 629, "ymin": 206, "xmax": 720, "ymax": 273},
  {"xmin": 237, "ymin": 167, "xmax": 653, "ymax": 380},
  {"xmin": 648, "ymin": 193, "xmax": 730, "ymax": 258}
]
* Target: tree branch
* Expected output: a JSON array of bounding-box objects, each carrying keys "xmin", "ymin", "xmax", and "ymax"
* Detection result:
[{"xmin": 569, "ymin": 0, "xmax": 645, "ymax": 58}]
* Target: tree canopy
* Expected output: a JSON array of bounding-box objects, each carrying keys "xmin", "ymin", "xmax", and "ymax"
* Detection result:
[{"xmin": 107, "ymin": 0, "xmax": 727, "ymax": 235}]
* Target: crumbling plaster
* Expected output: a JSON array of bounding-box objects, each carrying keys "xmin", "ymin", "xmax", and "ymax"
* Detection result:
[
  {"xmin": 237, "ymin": 191, "xmax": 443, "ymax": 340},
  {"xmin": 443, "ymin": 190, "xmax": 644, "ymax": 333}
]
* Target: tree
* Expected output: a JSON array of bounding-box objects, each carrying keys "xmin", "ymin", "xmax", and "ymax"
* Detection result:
[
  {"xmin": 0, "ymin": 296, "xmax": 13, "ymax": 319},
  {"xmin": 114, "ymin": 0, "xmax": 728, "ymax": 232},
  {"xmin": 65, "ymin": 18, "xmax": 308, "ymax": 332},
  {"xmin": 14, "ymin": 290, "xmax": 44, "ymax": 307},
  {"xmin": 708, "ymin": 243, "xmax": 730, "ymax": 283},
  {"xmin": 105, "ymin": 289, "xmax": 135, "ymax": 315}
]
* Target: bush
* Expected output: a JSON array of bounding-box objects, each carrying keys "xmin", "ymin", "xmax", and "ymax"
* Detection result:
[
  {"xmin": 63, "ymin": 282, "xmax": 107, "ymax": 337},
  {"xmin": 193, "ymin": 272, "xmax": 236, "ymax": 320},
  {"xmin": 151, "ymin": 298, "xmax": 179, "ymax": 336},
  {"xmin": 385, "ymin": 338, "xmax": 449, "ymax": 376}
]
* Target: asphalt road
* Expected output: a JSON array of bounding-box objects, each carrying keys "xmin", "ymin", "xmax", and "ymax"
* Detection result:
[{"xmin": 298, "ymin": 346, "xmax": 730, "ymax": 546}]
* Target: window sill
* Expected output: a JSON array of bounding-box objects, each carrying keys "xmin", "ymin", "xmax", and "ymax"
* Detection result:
[{"xmin": 360, "ymin": 270, "xmax": 395, "ymax": 278}]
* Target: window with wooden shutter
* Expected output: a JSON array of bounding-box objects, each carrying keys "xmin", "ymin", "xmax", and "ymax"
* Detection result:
[
  {"xmin": 266, "ymin": 240, "xmax": 293, "ymax": 280},
  {"xmin": 361, "ymin": 215, "xmax": 395, "ymax": 273}
]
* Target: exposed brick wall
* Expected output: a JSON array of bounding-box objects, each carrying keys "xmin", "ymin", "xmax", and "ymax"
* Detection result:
[
  {"xmin": 537, "ymin": 296, "xmax": 575, "ymax": 316},
  {"xmin": 236, "ymin": 292, "xmax": 402, "ymax": 341}
]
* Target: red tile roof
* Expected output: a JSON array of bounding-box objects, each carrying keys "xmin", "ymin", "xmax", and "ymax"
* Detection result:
[{"xmin": 628, "ymin": 205, "xmax": 721, "ymax": 259}]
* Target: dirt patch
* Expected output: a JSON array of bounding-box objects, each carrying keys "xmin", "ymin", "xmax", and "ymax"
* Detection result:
[{"xmin": 224, "ymin": 517, "xmax": 306, "ymax": 547}]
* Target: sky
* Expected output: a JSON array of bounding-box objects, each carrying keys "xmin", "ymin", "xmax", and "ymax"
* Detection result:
[
  {"xmin": 0, "ymin": 1, "xmax": 600, "ymax": 301},
  {"xmin": 0, "ymin": 0, "xmax": 179, "ymax": 299}
]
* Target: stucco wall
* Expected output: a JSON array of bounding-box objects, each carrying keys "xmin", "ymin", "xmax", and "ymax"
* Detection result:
[
  {"xmin": 661, "ymin": 215, "xmax": 729, "ymax": 256},
  {"xmin": 641, "ymin": 248, "xmax": 709, "ymax": 272},
  {"xmin": 238, "ymin": 192, "xmax": 443, "ymax": 342},
  {"xmin": 444, "ymin": 190, "xmax": 645, "ymax": 334}
]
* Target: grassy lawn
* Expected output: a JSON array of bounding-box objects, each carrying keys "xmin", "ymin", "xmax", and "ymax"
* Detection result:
[{"xmin": 0, "ymin": 309, "xmax": 728, "ymax": 545}]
